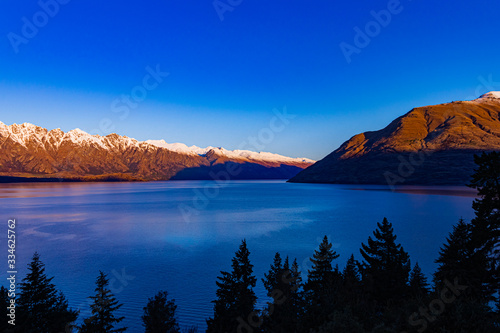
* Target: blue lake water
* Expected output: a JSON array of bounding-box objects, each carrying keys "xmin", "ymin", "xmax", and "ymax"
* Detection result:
[{"xmin": 0, "ymin": 180, "xmax": 477, "ymax": 331}]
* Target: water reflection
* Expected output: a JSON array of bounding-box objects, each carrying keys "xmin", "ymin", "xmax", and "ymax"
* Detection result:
[
  {"xmin": 347, "ymin": 185, "xmax": 477, "ymax": 197},
  {"xmin": 0, "ymin": 180, "xmax": 477, "ymax": 330}
]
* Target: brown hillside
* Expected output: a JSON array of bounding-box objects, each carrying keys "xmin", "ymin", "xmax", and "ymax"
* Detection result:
[{"xmin": 289, "ymin": 92, "xmax": 500, "ymax": 185}]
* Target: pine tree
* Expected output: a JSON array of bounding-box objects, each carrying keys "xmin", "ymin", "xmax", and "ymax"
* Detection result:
[
  {"xmin": 434, "ymin": 217, "xmax": 497, "ymax": 308},
  {"xmin": 262, "ymin": 252, "xmax": 283, "ymax": 296},
  {"xmin": 287, "ymin": 258, "xmax": 305, "ymax": 330},
  {"xmin": 359, "ymin": 218, "xmax": 410, "ymax": 307},
  {"xmin": 409, "ymin": 262, "xmax": 429, "ymax": 300},
  {"xmin": 434, "ymin": 219, "xmax": 475, "ymax": 288},
  {"xmin": 343, "ymin": 255, "xmax": 361, "ymax": 285},
  {"xmin": 262, "ymin": 252, "xmax": 285, "ymax": 332},
  {"xmin": 432, "ymin": 218, "xmax": 497, "ymax": 332},
  {"xmin": 304, "ymin": 235, "xmax": 341, "ymax": 331},
  {"xmin": 1, "ymin": 286, "xmax": 11, "ymax": 332},
  {"xmin": 496, "ymin": 297, "xmax": 500, "ymax": 328},
  {"xmin": 359, "ymin": 218, "xmax": 411, "ymax": 331},
  {"xmin": 17, "ymin": 252, "xmax": 78, "ymax": 333},
  {"xmin": 340, "ymin": 254, "xmax": 362, "ymax": 309},
  {"xmin": 439, "ymin": 151, "xmax": 500, "ymax": 331},
  {"xmin": 206, "ymin": 240, "xmax": 258, "ymax": 333},
  {"xmin": 289, "ymin": 258, "xmax": 303, "ymax": 296},
  {"xmin": 468, "ymin": 151, "xmax": 500, "ymax": 302},
  {"xmin": 261, "ymin": 254, "xmax": 304, "ymax": 332},
  {"xmin": 142, "ymin": 290, "xmax": 180, "ymax": 333},
  {"xmin": 306, "ymin": 236, "xmax": 340, "ymax": 292},
  {"xmin": 469, "ymin": 151, "xmax": 500, "ymax": 222},
  {"xmin": 81, "ymin": 271, "xmax": 126, "ymax": 333}
]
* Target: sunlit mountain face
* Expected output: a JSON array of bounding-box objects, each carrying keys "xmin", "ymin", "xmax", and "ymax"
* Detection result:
[
  {"xmin": 0, "ymin": 121, "xmax": 314, "ymax": 181},
  {"xmin": 290, "ymin": 92, "xmax": 500, "ymax": 185}
]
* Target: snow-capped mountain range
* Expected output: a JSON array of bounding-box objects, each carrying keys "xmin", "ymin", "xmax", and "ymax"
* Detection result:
[
  {"xmin": 145, "ymin": 140, "xmax": 314, "ymax": 164},
  {"xmin": 0, "ymin": 121, "xmax": 314, "ymax": 181}
]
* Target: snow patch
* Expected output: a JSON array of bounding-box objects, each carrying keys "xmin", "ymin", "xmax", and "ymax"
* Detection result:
[
  {"xmin": 5, "ymin": 122, "xmax": 46, "ymax": 147},
  {"xmin": 479, "ymin": 91, "xmax": 500, "ymax": 99},
  {"xmin": 146, "ymin": 140, "xmax": 315, "ymax": 164},
  {"xmin": 146, "ymin": 140, "xmax": 209, "ymax": 155},
  {"xmin": 65, "ymin": 128, "xmax": 108, "ymax": 149}
]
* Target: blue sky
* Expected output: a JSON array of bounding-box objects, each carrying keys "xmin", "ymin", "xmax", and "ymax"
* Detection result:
[{"xmin": 1, "ymin": 0, "xmax": 499, "ymax": 160}]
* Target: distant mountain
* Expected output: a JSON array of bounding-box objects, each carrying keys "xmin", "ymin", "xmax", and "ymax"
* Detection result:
[
  {"xmin": 0, "ymin": 122, "xmax": 314, "ymax": 182},
  {"xmin": 289, "ymin": 92, "xmax": 500, "ymax": 185}
]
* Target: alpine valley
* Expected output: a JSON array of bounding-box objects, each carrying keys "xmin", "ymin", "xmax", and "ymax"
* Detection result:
[{"xmin": 0, "ymin": 122, "xmax": 314, "ymax": 182}]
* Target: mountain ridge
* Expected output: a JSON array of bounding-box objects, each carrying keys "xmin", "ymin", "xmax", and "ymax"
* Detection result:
[
  {"xmin": 289, "ymin": 92, "xmax": 500, "ymax": 185},
  {"xmin": 0, "ymin": 121, "xmax": 314, "ymax": 181}
]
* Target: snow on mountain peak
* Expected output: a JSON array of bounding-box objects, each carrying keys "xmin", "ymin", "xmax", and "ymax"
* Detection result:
[
  {"xmin": 146, "ymin": 140, "xmax": 210, "ymax": 155},
  {"xmin": 21, "ymin": 122, "xmax": 37, "ymax": 128},
  {"xmin": 1, "ymin": 122, "xmax": 48, "ymax": 147},
  {"xmin": 0, "ymin": 121, "xmax": 315, "ymax": 165},
  {"xmin": 146, "ymin": 139, "xmax": 315, "ymax": 164},
  {"xmin": 0, "ymin": 121, "xmax": 8, "ymax": 138},
  {"xmin": 65, "ymin": 128, "xmax": 109, "ymax": 149},
  {"xmin": 479, "ymin": 91, "xmax": 500, "ymax": 99}
]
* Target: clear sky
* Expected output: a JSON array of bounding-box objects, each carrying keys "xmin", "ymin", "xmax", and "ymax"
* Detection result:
[{"xmin": 1, "ymin": 0, "xmax": 499, "ymax": 160}]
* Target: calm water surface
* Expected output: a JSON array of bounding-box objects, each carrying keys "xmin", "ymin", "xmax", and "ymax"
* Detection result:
[{"xmin": 0, "ymin": 180, "xmax": 477, "ymax": 331}]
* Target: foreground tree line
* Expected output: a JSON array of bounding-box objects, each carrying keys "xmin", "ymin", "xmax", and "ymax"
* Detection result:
[{"xmin": 2, "ymin": 152, "xmax": 499, "ymax": 332}]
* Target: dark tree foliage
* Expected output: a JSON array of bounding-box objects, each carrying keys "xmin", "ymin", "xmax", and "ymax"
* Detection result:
[
  {"xmin": 360, "ymin": 218, "xmax": 411, "ymax": 304},
  {"xmin": 261, "ymin": 254, "xmax": 303, "ymax": 333},
  {"xmin": 303, "ymin": 235, "xmax": 341, "ymax": 331},
  {"xmin": 17, "ymin": 252, "xmax": 78, "ymax": 333},
  {"xmin": 262, "ymin": 252, "xmax": 283, "ymax": 298},
  {"xmin": 434, "ymin": 219, "xmax": 478, "ymax": 292},
  {"xmin": 428, "ymin": 151, "xmax": 500, "ymax": 333},
  {"xmin": 287, "ymin": 258, "xmax": 305, "ymax": 329},
  {"xmin": 342, "ymin": 255, "xmax": 361, "ymax": 287},
  {"xmin": 206, "ymin": 239, "xmax": 258, "ymax": 333},
  {"xmin": 409, "ymin": 262, "xmax": 429, "ymax": 299},
  {"xmin": 142, "ymin": 290, "xmax": 180, "ymax": 333},
  {"xmin": 431, "ymin": 217, "xmax": 498, "ymax": 329},
  {"xmin": 80, "ymin": 271, "xmax": 127, "ymax": 333},
  {"xmin": 470, "ymin": 151, "xmax": 500, "ymax": 221},
  {"xmin": 497, "ymin": 299, "xmax": 500, "ymax": 329},
  {"xmin": 1, "ymin": 285, "xmax": 11, "ymax": 332},
  {"xmin": 312, "ymin": 308, "xmax": 366, "ymax": 333},
  {"xmin": 468, "ymin": 151, "xmax": 500, "ymax": 301},
  {"xmin": 306, "ymin": 236, "xmax": 340, "ymax": 290},
  {"xmin": 358, "ymin": 218, "xmax": 411, "ymax": 331},
  {"xmin": 337, "ymin": 254, "xmax": 363, "ymax": 315}
]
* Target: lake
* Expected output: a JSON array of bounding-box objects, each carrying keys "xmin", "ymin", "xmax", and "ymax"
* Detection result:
[{"xmin": 0, "ymin": 180, "xmax": 477, "ymax": 331}]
